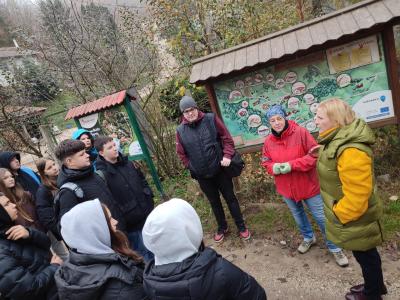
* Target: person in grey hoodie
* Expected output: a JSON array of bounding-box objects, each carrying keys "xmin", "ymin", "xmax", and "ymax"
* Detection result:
[
  {"xmin": 55, "ymin": 199, "xmax": 148, "ymax": 300},
  {"xmin": 142, "ymin": 198, "xmax": 267, "ymax": 300}
]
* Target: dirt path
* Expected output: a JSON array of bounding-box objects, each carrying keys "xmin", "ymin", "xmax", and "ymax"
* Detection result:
[{"xmin": 206, "ymin": 235, "xmax": 400, "ymax": 300}]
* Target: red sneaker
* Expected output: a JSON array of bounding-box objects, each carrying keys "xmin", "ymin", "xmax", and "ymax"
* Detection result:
[
  {"xmin": 239, "ymin": 229, "xmax": 251, "ymax": 241},
  {"xmin": 214, "ymin": 229, "xmax": 228, "ymax": 243}
]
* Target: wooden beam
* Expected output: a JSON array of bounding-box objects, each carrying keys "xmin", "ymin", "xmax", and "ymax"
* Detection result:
[
  {"xmin": 368, "ymin": 117, "xmax": 398, "ymax": 128},
  {"xmin": 204, "ymin": 83, "xmax": 222, "ymax": 118},
  {"xmin": 382, "ymin": 24, "xmax": 400, "ymax": 124}
]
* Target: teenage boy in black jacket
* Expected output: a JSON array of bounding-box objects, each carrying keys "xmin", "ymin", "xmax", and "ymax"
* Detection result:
[
  {"xmin": 54, "ymin": 139, "xmax": 125, "ymax": 230},
  {"xmin": 94, "ymin": 136, "xmax": 154, "ymax": 262}
]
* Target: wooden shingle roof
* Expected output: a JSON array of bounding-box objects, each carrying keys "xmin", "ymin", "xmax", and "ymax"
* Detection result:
[
  {"xmin": 190, "ymin": 0, "xmax": 400, "ymax": 84},
  {"xmin": 0, "ymin": 47, "xmax": 37, "ymax": 59},
  {"xmin": 65, "ymin": 90, "xmax": 127, "ymax": 120}
]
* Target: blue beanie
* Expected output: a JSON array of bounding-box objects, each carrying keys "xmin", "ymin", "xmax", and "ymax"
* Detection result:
[{"xmin": 266, "ymin": 105, "xmax": 286, "ymax": 120}]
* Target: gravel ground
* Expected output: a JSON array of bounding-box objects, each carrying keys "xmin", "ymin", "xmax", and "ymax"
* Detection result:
[{"xmin": 207, "ymin": 236, "xmax": 400, "ymax": 300}]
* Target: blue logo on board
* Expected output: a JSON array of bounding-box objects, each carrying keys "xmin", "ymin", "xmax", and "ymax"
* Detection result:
[{"xmin": 380, "ymin": 107, "xmax": 389, "ymax": 113}]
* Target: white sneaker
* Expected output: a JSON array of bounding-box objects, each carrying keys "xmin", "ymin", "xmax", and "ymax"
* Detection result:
[
  {"xmin": 332, "ymin": 250, "xmax": 349, "ymax": 267},
  {"xmin": 297, "ymin": 236, "xmax": 317, "ymax": 254}
]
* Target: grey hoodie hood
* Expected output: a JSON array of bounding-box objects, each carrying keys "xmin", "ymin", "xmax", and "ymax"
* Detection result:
[
  {"xmin": 61, "ymin": 199, "xmax": 114, "ymax": 255},
  {"xmin": 142, "ymin": 198, "xmax": 203, "ymax": 266}
]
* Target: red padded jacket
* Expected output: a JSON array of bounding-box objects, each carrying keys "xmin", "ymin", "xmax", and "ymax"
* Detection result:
[{"xmin": 262, "ymin": 120, "xmax": 320, "ymax": 202}]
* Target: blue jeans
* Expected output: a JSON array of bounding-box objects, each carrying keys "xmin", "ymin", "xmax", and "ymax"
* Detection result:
[
  {"xmin": 283, "ymin": 194, "xmax": 341, "ymax": 253},
  {"xmin": 127, "ymin": 230, "xmax": 154, "ymax": 262}
]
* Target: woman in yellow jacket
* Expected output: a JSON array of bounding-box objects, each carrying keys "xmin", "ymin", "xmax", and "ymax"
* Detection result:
[{"xmin": 315, "ymin": 98, "xmax": 386, "ymax": 300}]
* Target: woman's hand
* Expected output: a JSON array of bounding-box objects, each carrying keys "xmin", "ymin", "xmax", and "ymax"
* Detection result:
[
  {"xmin": 309, "ymin": 145, "xmax": 321, "ymax": 158},
  {"xmin": 50, "ymin": 254, "xmax": 63, "ymax": 266},
  {"xmin": 6, "ymin": 225, "xmax": 29, "ymax": 240},
  {"xmin": 279, "ymin": 162, "xmax": 292, "ymax": 174},
  {"xmin": 272, "ymin": 163, "xmax": 281, "ymax": 175},
  {"xmin": 220, "ymin": 157, "xmax": 231, "ymax": 167}
]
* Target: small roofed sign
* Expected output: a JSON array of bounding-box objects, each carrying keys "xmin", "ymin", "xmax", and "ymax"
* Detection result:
[
  {"xmin": 79, "ymin": 113, "xmax": 99, "ymax": 129},
  {"xmin": 79, "ymin": 113, "xmax": 102, "ymax": 137}
]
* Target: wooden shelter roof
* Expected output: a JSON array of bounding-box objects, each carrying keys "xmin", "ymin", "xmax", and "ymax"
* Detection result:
[
  {"xmin": 189, "ymin": 0, "xmax": 400, "ymax": 84},
  {"xmin": 65, "ymin": 90, "xmax": 127, "ymax": 120},
  {"xmin": 0, "ymin": 106, "xmax": 46, "ymax": 126},
  {"xmin": 0, "ymin": 47, "xmax": 38, "ymax": 59}
]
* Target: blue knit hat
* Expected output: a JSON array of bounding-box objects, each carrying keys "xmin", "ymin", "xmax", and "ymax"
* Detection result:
[{"xmin": 266, "ymin": 105, "xmax": 286, "ymax": 120}]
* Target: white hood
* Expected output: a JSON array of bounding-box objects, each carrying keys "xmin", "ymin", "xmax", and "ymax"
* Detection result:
[
  {"xmin": 142, "ymin": 198, "xmax": 203, "ymax": 266},
  {"xmin": 60, "ymin": 199, "xmax": 114, "ymax": 255}
]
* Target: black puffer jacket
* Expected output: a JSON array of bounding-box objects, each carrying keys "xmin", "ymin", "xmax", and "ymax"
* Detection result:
[
  {"xmin": 0, "ymin": 219, "xmax": 58, "ymax": 300},
  {"xmin": 35, "ymin": 184, "xmax": 60, "ymax": 239},
  {"xmin": 96, "ymin": 155, "xmax": 154, "ymax": 231},
  {"xmin": 55, "ymin": 251, "xmax": 148, "ymax": 300},
  {"xmin": 144, "ymin": 247, "xmax": 267, "ymax": 300},
  {"xmin": 56, "ymin": 165, "xmax": 125, "ymax": 230}
]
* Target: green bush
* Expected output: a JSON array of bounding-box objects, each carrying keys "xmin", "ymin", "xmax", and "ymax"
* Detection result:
[{"xmin": 158, "ymin": 75, "xmax": 210, "ymax": 122}]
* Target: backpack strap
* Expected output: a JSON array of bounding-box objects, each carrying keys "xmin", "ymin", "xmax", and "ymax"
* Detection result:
[
  {"xmin": 53, "ymin": 182, "xmax": 85, "ymax": 238},
  {"xmin": 53, "ymin": 182, "xmax": 84, "ymax": 205}
]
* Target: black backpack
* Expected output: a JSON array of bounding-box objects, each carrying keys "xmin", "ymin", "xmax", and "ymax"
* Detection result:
[{"xmin": 53, "ymin": 170, "xmax": 107, "ymax": 221}]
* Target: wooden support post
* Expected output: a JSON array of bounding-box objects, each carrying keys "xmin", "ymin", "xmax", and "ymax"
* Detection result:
[
  {"xmin": 205, "ymin": 83, "xmax": 222, "ymax": 118},
  {"xmin": 382, "ymin": 24, "xmax": 400, "ymax": 137}
]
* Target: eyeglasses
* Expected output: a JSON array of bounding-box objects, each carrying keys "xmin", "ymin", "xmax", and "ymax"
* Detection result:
[{"xmin": 183, "ymin": 107, "xmax": 197, "ymax": 114}]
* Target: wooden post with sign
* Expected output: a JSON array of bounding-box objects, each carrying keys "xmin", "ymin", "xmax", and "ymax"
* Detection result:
[{"xmin": 65, "ymin": 89, "xmax": 166, "ymax": 198}]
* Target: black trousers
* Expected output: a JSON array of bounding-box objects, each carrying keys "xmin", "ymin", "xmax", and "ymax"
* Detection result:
[
  {"xmin": 197, "ymin": 171, "xmax": 245, "ymax": 232},
  {"xmin": 352, "ymin": 247, "xmax": 385, "ymax": 299}
]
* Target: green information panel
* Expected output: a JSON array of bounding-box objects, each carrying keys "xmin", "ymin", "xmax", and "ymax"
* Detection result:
[{"xmin": 213, "ymin": 34, "xmax": 395, "ymax": 149}]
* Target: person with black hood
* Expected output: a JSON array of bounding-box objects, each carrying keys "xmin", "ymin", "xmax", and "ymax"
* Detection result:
[
  {"xmin": 94, "ymin": 136, "xmax": 154, "ymax": 262},
  {"xmin": 72, "ymin": 128, "xmax": 98, "ymax": 168},
  {"xmin": 142, "ymin": 198, "xmax": 267, "ymax": 300},
  {"xmin": 0, "ymin": 192, "xmax": 62, "ymax": 300},
  {"xmin": 55, "ymin": 199, "xmax": 148, "ymax": 300},
  {"xmin": 0, "ymin": 151, "xmax": 41, "ymax": 196},
  {"xmin": 54, "ymin": 139, "xmax": 124, "ymax": 230}
]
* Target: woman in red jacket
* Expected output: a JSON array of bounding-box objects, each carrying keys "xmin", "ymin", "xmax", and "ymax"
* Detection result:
[{"xmin": 261, "ymin": 105, "xmax": 348, "ymax": 267}]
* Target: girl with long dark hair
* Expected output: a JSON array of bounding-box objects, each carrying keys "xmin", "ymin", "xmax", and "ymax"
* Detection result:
[
  {"xmin": 55, "ymin": 199, "xmax": 148, "ymax": 300},
  {"xmin": 0, "ymin": 192, "xmax": 62, "ymax": 300},
  {"xmin": 36, "ymin": 159, "xmax": 69, "ymax": 260},
  {"xmin": 0, "ymin": 167, "xmax": 44, "ymax": 231}
]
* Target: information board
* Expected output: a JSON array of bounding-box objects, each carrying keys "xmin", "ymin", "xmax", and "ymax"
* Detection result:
[{"xmin": 213, "ymin": 34, "xmax": 394, "ymax": 149}]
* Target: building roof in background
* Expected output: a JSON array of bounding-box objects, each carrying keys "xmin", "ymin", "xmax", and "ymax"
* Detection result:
[
  {"xmin": 4, "ymin": 106, "xmax": 46, "ymax": 116},
  {"xmin": 0, "ymin": 106, "xmax": 46, "ymax": 125},
  {"xmin": 65, "ymin": 90, "xmax": 127, "ymax": 120},
  {"xmin": 0, "ymin": 47, "xmax": 38, "ymax": 59},
  {"xmin": 190, "ymin": 0, "xmax": 400, "ymax": 84}
]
